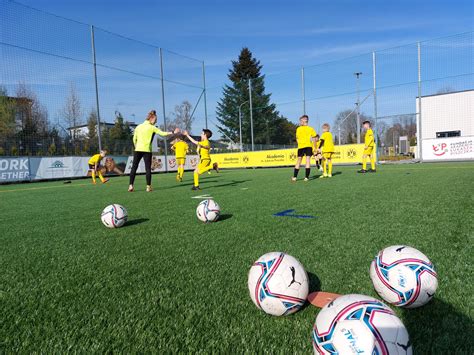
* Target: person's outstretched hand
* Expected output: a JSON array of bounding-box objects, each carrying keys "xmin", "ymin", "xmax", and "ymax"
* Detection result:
[{"xmin": 173, "ymin": 127, "xmax": 180, "ymax": 134}]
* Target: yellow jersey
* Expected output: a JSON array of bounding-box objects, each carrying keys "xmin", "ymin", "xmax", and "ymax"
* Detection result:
[
  {"xmin": 198, "ymin": 139, "xmax": 211, "ymax": 160},
  {"xmin": 365, "ymin": 128, "xmax": 375, "ymax": 148},
  {"xmin": 172, "ymin": 141, "xmax": 188, "ymax": 158},
  {"xmin": 320, "ymin": 131, "xmax": 335, "ymax": 153},
  {"xmin": 88, "ymin": 153, "xmax": 103, "ymax": 165},
  {"xmin": 296, "ymin": 125, "xmax": 317, "ymax": 149},
  {"xmin": 133, "ymin": 120, "xmax": 169, "ymax": 152}
]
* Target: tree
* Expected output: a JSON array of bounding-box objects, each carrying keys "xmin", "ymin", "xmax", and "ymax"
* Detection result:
[
  {"xmin": 333, "ymin": 109, "xmax": 372, "ymax": 144},
  {"xmin": 61, "ymin": 83, "xmax": 83, "ymax": 141},
  {"xmin": 0, "ymin": 86, "xmax": 16, "ymax": 155},
  {"xmin": 110, "ymin": 111, "xmax": 132, "ymax": 154},
  {"xmin": 170, "ymin": 100, "xmax": 194, "ymax": 132},
  {"xmin": 15, "ymin": 83, "xmax": 49, "ymax": 155},
  {"xmin": 85, "ymin": 109, "xmax": 99, "ymax": 154},
  {"xmin": 216, "ymin": 48, "xmax": 282, "ymax": 145}
]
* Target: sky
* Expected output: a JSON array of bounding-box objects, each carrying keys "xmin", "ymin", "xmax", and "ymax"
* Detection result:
[{"xmin": 2, "ymin": 0, "xmax": 473, "ymax": 136}]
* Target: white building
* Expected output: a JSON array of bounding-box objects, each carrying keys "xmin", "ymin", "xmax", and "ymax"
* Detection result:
[
  {"xmin": 68, "ymin": 121, "xmax": 137, "ymax": 138},
  {"xmin": 417, "ymin": 89, "xmax": 474, "ymax": 161}
]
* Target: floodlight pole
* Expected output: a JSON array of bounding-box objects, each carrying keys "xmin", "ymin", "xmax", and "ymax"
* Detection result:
[
  {"xmin": 202, "ymin": 61, "xmax": 208, "ymax": 129},
  {"xmin": 417, "ymin": 42, "xmax": 423, "ymax": 161},
  {"xmin": 238, "ymin": 100, "xmax": 249, "ymax": 152},
  {"xmin": 90, "ymin": 25, "xmax": 102, "ymax": 151},
  {"xmin": 248, "ymin": 79, "xmax": 255, "ymax": 151},
  {"xmin": 372, "ymin": 51, "xmax": 378, "ymax": 161},
  {"xmin": 159, "ymin": 48, "xmax": 168, "ymax": 172},
  {"xmin": 354, "ymin": 72, "xmax": 362, "ymax": 144},
  {"xmin": 301, "ymin": 66, "xmax": 306, "ymax": 115}
]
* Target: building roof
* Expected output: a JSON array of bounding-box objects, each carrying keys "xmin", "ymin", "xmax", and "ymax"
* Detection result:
[{"xmin": 420, "ymin": 88, "xmax": 474, "ymax": 99}]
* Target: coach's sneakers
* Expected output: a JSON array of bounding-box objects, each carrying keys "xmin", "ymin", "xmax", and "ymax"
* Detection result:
[
  {"xmin": 291, "ymin": 177, "xmax": 297, "ymax": 182},
  {"xmin": 319, "ymin": 166, "xmax": 324, "ymax": 172},
  {"xmin": 128, "ymin": 185, "xmax": 134, "ymax": 192},
  {"xmin": 191, "ymin": 186, "xmax": 201, "ymax": 191},
  {"xmin": 304, "ymin": 177, "xmax": 309, "ymax": 182},
  {"xmin": 146, "ymin": 185, "xmax": 153, "ymax": 192},
  {"xmin": 358, "ymin": 169, "xmax": 368, "ymax": 173}
]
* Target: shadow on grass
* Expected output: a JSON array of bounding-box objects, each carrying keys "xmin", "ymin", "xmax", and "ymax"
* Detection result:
[
  {"xmin": 401, "ymin": 297, "xmax": 474, "ymax": 353},
  {"xmin": 125, "ymin": 218, "xmax": 149, "ymax": 227},
  {"xmin": 301, "ymin": 271, "xmax": 322, "ymax": 311},
  {"xmin": 218, "ymin": 214, "xmax": 233, "ymax": 222},
  {"xmin": 165, "ymin": 179, "xmax": 220, "ymax": 189},
  {"xmin": 205, "ymin": 180, "xmax": 252, "ymax": 189}
]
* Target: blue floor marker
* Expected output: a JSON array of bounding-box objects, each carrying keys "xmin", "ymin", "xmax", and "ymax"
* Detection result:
[{"xmin": 273, "ymin": 209, "xmax": 315, "ymax": 219}]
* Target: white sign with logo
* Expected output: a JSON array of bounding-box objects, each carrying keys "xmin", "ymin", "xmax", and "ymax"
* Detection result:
[
  {"xmin": 0, "ymin": 157, "xmax": 30, "ymax": 182},
  {"xmin": 422, "ymin": 136, "xmax": 474, "ymax": 161},
  {"xmin": 29, "ymin": 157, "xmax": 89, "ymax": 180}
]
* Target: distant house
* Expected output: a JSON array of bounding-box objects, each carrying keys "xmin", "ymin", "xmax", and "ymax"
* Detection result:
[{"xmin": 67, "ymin": 121, "xmax": 138, "ymax": 138}]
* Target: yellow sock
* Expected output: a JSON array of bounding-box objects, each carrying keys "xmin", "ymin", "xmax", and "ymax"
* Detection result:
[
  {"xmin": 193, "ymin": 172, "xmax": 199, "ymax": 187},
  {"xmin": 322, "ymin": 160, "xmax": 327, "ymax": 175},
  {"xmin": 362, "ymin": 157, "xmax": 367, "ymax": 170},
  {"xmin": 98, "ymin": 171, "xmax": 105, "ymax": 183},
  {"xmin": 91, "ymin": 171, "xmax": 96, "ymax": 183},
  {"xmin": 371, "ymin": 156, "xmax": 376, "ymax": 170},
  {"xmin": 180, "ymin": 167, "xmax": 184, "ymax": 178},
  {"xmin": 328, "ymin": 160, "xmax": 333, "ymax": 175}
]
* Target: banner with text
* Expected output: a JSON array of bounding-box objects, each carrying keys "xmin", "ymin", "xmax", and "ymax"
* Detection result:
[
  {"xmin": 0, "ymin": 157, "xmax": 30, "ymax": 182},
  {"xmin": 422, "ymin": 136, "xmax": 474, "ymax": 161},
  {"xmin": 210, "ymin": 144, "xmax": 365, "ymax": 169}
]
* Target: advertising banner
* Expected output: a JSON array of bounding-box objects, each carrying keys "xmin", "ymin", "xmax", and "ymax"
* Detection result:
[
  {"xmin": 0, "ymin": 157, "xmax": 30, "ymax": 182},
  {"xmin": 422, "ymin": 136, "xmax": 474, "ymax": 161},
  {"xmin": 210, "ymin": 144, "xmax": 365, "ymax": 169},
  {"xmin": 125, "ymin": 155, "xmax": 200, "ymax": 174},
  {"xmin": 29, "ymin": 157, "xmax": 89, "ymax": 180}
]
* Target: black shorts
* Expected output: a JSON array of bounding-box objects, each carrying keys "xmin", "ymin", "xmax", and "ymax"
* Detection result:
[
  {"xmin": 297, "ymin": 147, "xmax": 313, "ymax": 157},
  {"xmin": 88, "ymin": 164, "xmax": 96, "ymax": 170}
]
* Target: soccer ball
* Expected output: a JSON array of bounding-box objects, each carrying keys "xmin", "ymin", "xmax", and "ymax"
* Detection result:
[
  {"xmin": 101, "ymin": 204, "xmax": 128, "ymax": 228},
  {"xmin": 196, "ymin": 199, "xmax": 220, "ymax": 223},
  {"xmin": 248, "ymin": 252, "xmax": 309, "ymax": 316},
  {"xmin": 312, "ymin": 294, "xmax": 412, "ymax": 354},
  {"xmin": 370, "ymin": 245, "xmax": 438, "ymax": 308}
]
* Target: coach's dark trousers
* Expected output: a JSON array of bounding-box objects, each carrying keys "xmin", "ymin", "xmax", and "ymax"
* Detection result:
[{"xmin": 129, "ymin": 151, "xmax": 152, "ymax": 186}]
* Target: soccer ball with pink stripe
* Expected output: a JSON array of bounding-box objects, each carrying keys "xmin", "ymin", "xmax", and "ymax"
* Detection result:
[
  {"xmin": 101, "ymin": 204, "xmax": 128, "ymax": 228},
  {"xmin": 370, "ymin": 245, "xmax": 438, "ymax": 308},
  {"xmin": 248, "ymin": 252, "xmax": 309, "ymax": 316}
]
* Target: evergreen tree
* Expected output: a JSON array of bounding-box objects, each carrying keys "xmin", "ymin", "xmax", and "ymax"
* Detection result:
[{"xmin": 216, "ymin": 48, "xmax": 285, "ymax": 145}]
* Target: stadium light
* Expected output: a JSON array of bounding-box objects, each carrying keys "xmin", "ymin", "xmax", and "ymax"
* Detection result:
[
  {"xmin": 354, "ymin": 72, "xmax": 363, "ymax": 144},
  {"xmin": 238, "ymin": 100, "xmax": 249, "ymax": 152}
]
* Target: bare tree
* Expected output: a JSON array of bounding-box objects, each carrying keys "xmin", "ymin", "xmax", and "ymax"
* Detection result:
[
  {"xmin": 171, "ymin": 100, "xmax": 194, "ymax": 132},
  {"xmin": 61, "ymin": 83, "xmax": 83, "ymax": 141}
]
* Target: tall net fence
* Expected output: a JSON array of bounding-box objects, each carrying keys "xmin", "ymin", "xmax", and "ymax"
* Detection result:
[
  {"xmin": 0, "ymin": 0, "xmax": 205, "ymax": 158},
  {"xmin": 1, "ymin": 0, "xmax": 473, "ymax": 162}
]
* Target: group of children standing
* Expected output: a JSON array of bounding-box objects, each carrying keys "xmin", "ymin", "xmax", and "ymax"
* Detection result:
[
  {"xmin": 292, "ymin": 115, "xmax": 376, "ymax": 181},
  {"xmin": 87, "ymin": 111, "xmax": 376, "ymax": 189}
]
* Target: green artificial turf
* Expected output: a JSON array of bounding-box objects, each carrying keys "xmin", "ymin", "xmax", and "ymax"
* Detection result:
[{"xmin": 1, "ymin": 162, "xmax": 473, "ymax": 353}]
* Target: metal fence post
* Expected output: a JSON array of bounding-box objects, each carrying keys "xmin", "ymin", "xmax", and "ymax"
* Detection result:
[
  {"xmin": 159, "ymin": 48, "xmax": 168, "ymax": 172},
  {"xmin": 301, "ymin": 66, "xmax": 306, "ymax": 116},
  {"xmin": 90, "ymin": 25, "xmax": 102, "ymax": 151},
  {"xmin": 248, "ymin": 79, "xmax": 255, "ymax": 151},
  {"xmin": 202, "ymin": 61, "xmax": 208, "ymax": 129},
  {"xmin": 417, "ymin": 42, "xmax": 423, "ymax": 161},
  {"xmin": 372, "ymin": 51, "xmax": 378, "ymax": 161}
]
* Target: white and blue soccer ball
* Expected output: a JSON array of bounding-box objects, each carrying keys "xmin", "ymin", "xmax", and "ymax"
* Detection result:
[
  {"xmin": 101, "ymin": 204, "xmax": 128, "ymax": 228},
  {"xmin": 370, "ymin": 245, "xmax": 438, "ymax": 308},
  {"xmin": 312, "ymin": 294, "xmax": 412, "ymax": 355},
  {"xmin": 248, "ymin": 252, "xmax": 309, "ymax": 316},
  {"xmin": 196, "ymin": 199, "xmax": 220, "ymax": 223}
]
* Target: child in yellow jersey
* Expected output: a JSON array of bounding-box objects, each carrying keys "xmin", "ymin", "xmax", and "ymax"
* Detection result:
[
  {"xmin": 358, "ymin": 120, "xmax": 376, "ymax": 173},
  {"xmin": 88, "ymin": 150, "xmax": 109, "ymax": 184},
  {"xmin": 184, "ymin": 129, "xmax": 213, "ymax": 190},
  {"xmin": 292, "ymin": 115, "xmax": 317, "ymax": 182},
  {"xmin": 318, "ymin": 123, "xmax": 335, "ymax": 178},
  {"xmin": 171, "ymin": 134, "xmax": 189, "ymax": 182}
]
